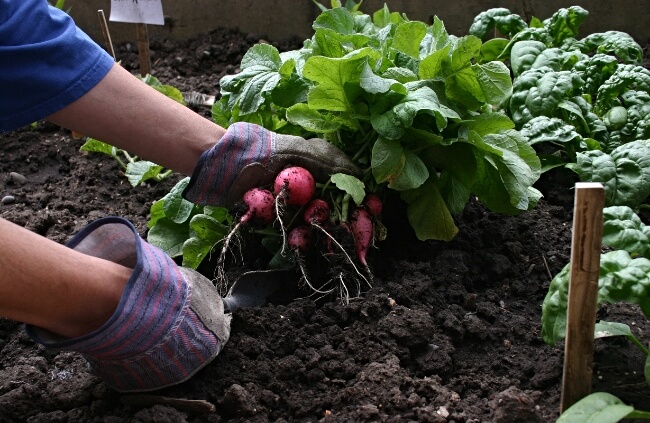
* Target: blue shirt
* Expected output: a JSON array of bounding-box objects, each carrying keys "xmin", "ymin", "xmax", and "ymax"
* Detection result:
[{"xmin": 0, "ymin": 0, "xmax": 114, "ymax": 133}]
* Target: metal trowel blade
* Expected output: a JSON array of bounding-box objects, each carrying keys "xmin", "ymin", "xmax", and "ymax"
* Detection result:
[{"xmin": 222, "ymin": 269, "xmax": 299, "ymax": 312}]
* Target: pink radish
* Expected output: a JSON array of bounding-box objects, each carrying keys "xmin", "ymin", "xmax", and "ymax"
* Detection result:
[
  {"xmin": 216, "ymin": 188, "xmax": 275, "ymax": 288},
  {"xmin": 350, "ymin": 207, "xmax": 373, "ymax": 267},
  {"xmin": 288, "ymin": 225, "xmax": 311, "ymax": 253},
  {"xmin": 304, "ymin": 199, "xmax": 330, "ymax": 225},
  {"xmin": 303, "ymin": 198, "xmax": 335, "ymax": 256},
  {"xmin": 274, "ymin": 166, "xmax": 316, "ymax": 206},
  {"xmin": 240, "ymin": 188, "xmax": 276, "ymax": 224},
  {"xmin": 362, "ymin": 193, "xmax": 382, "ymax": 217},
  {"xmin": 287, "ymin": 225, "xmax": 320, "ymax": 294}
]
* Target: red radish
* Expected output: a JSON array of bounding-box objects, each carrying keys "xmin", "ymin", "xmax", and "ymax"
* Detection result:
[
  {"xmin": 287, "ymin": 225, "xmax": 321, "ymax": 295},
  {"xmin": 304, "ymin": 199, "xmax": 330, "ymax": 225},
  {"xmin": 274, "ymin": 166, "xmax": 316, "ymax": 206},
  {"xmin": 240, "ymin": 188, "xmax": 275, "ymax": 224},
  {"xmin": 362, "ymin": 193, "xmax": 382, "ymax": 216},
  {"xmin": 350, "ymin": 207, "xmax": 373, "ymax": 267},
  {"xmin": 217, "ymin": 188, "xmax": 275, "ymax": 288},
  {"xmin": 288, "ymin": 225, "xmax": 311, "ymax": 253}
]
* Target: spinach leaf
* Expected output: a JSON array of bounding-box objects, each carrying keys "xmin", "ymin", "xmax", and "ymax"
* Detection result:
[
  {"xmin": 602, "ymin": 206, "xmax": 650, "ymax": 258},
  {"xmin": 542, "ymin": 250, "xmax": 650, "ymax": 346},
  {"xmin": 581, "ymin": 31, "xmax": 644, "ymax": 64},
  {"xmin": 542, "ymin": 6, "xmax": 588, "ymax": 45},
  {"xmin": 569, "ymin": 140, "xmax": 650, "ymax": 207},
  {"xmin": 595, "ymin": 64, "xmax": 650, "ymax": 114},
  {"xmin": 469, "ymin": 8, "xmax": 527, "ymax": 40},
  {"xmin": 509, "ymin": 67, "xmax": 584, "ymax": 127},
  {"xmin": 542, "ymin": 206, "xmax": 650, "ymax": 346}
]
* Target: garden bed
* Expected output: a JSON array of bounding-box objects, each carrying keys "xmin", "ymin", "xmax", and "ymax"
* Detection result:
[{"xmin": 1, "ymin": 28, "xmax": 650, "ymax": 423}]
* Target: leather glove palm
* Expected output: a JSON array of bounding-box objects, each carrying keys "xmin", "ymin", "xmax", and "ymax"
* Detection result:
[
  {"xmin": 183, "ymin": 122, "xmax": 359, "ymax": 206},
  {"xmin": 26, "ymin": 217, "xmax": 231, "ymax": 393}
]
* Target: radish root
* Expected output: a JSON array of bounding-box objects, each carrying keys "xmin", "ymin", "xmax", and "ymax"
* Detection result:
[
  {"xmin": 215, "ymin": 221, "xmax": 244, "ymax": 294},
  {"xmin": 312, "ymin": 223, "xmax": 371, "ymax": 289},
  {"xmin": 274, "ymin": 190, "xmax": 289, "ymax": 256},
  {"xmin": 294, "ymin": 253, "xmax": 334, "ymax": 296}
]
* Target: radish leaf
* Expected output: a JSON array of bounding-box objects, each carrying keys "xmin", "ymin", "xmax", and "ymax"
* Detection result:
[{"xmin": 331, "ymin": 173, "xmax": 365, "ymax": 205}]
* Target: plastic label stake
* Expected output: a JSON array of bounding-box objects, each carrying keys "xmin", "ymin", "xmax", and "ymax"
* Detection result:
[
  {"xmin": 109, "ymin": 0, "xmax": 166, "ymax": 77},
  {"xmin": 109, "ymin": 0, "xmax": 164, "ymax": 25}
]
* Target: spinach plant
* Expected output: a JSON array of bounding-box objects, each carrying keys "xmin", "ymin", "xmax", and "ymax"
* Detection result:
[
  {"xmin": 542, "ymin": 206, "xmax": 650, "ymax": 421},
  {"xmin": 471, "ymin": 6, "xmax": 650, "ymax": 208},
  {"xmin": 79, "ymin": 74, "xmax": 183, "ymax": 187},
  {"xmin": 558, "ymin": 392, "xmax": 650, "ymax": 422},
  {"xmin": 542, "ymin": 206, "xmax": 650, "ymax": 346}
]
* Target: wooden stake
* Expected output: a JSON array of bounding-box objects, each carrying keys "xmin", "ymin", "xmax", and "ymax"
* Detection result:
[
  {"xmin": 97, "ymin": 9, "xmax": 116, "ymax": 60},
  {"xmin": 560, "ymin": 182, "xmax": 605, "ymax": 412},
  {"xmin": 135, "ymin": 23, "xmax": 151, "ymax": 76}
]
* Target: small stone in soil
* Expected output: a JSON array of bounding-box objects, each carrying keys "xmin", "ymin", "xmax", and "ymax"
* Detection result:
[
  {"xmin": 9, "ymin": 172, "xmax": 27, "ymax": 185},
  {"xmin": 1, "ymin": 195, "xmax": 15, "ymax": 205}
]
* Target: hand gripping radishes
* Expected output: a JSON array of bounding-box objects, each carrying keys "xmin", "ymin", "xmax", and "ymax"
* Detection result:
[{"xmin": 183, "ymin": 122, "xmax": 362, "ymax": 306}]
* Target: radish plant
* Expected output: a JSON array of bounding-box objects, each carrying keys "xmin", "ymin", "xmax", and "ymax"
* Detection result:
[
  {"xmin": 304, "ymin": 199, "xmax": 330, "ymax": 225},
  {"xmin": 227, "ymin": 167, "xmax": 373, "ymax": 300},
  {"xmin": 349, "ymin": 207, "xmax": 373, "ymax": 270},
  {"xmin": 274, "ymin": 166, "xmax": 316, "ymax": 206},
  {"xmin": 240, "ymin": 188, "xmax": 276, "ymax": 225},
  {"xmin": 362, "ymin": 193, "xmax": 382, "ymax": 217},
  {"xmin": 214, "ymin": 187, "xmax": 276, "ymax": 287},
  {"xmin": 148, "ymin": 2, "xmax": 547, "ymax": 299},
  {"xmin": 212, "ymin": 3, "xmax": 542, "ymax": 243},
  {"xmin": 287, "ymin": 225, "xmax": 312, "ymax": 253}
]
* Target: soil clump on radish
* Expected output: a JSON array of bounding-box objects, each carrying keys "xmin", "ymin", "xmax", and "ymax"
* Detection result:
[{"xmin": 1, "ymin": 28, "xmax": 650, "ymax": 422}]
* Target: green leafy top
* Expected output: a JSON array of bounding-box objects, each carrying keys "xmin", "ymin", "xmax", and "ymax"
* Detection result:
[
  {"xmin": 581, "ymin": 31, "xmax": 644, "ymax": 64},
  {"xmin": 542, "ymin": 206, "xmax": 650, "ymax": 346},
  {"xmin": 476, "ymin": 6, "xmax": 649, "ymax": 197},
  {"xmin": 214, "ymin": 4, "xmax": 540, "ymax": 241},
  {"xmin": 469, "ymin": 8, "xmax": 527, "ymax": 39}
]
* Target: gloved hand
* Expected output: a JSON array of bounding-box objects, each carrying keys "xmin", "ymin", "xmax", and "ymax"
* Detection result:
[
  {"xmin": 25, "ymin": 217, "xmax": 231, "ymax": 393},
  {"xmin": 183, "ymin": 122, "xmax": 359, "ymax": 206}
]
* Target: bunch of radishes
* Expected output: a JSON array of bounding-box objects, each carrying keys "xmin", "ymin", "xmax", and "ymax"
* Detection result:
[{"xmin": 217, "ymin": 165, "xmax": 383, "ymax": 301}]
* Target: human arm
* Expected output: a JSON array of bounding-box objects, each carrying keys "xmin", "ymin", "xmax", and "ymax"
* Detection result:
[
  {"xmin": 0, "ymin": 216, "xmax": 230, "ymax": 393},
  {"xmin": 4, "ymin": 1, "xmax": 357, "ymax": 195},
  {"xmin": 46, "ymin": 62, "xmax": 226, "ymax": 176},
  {"xmin": 46, "ymin": 62, "xmax": 358, "ymax": 202},
  {"xmin": 1, "ymin": 0, "xmax": 225, "ymax": 176}
]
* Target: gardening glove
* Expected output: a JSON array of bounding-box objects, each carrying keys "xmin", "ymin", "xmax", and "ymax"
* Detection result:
[
  {"xmin": 25, "ymin": 217, "xmax": 231, "ymax": 393},
  {"xmin": 183, "ymin": 122, "xmax": 359, "ymax": 206}
]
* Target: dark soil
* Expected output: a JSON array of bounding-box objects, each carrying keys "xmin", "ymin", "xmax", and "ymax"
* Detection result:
[{"xmin": 2, "ymin": 28, "xmax": 650, "ymax": 423}]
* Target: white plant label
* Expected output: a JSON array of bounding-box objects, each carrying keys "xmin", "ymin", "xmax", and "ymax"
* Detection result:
[{"xmin": 110, "ymin": 0, "xmax": 165, "ymax": 25}]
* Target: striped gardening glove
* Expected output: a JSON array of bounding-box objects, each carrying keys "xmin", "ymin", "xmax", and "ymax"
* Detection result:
[
  {"xmin": 183, "ymin": 122, "xmax": 359, "ymax": 206},
  {"xmin": 25, "ymin": 217, "xmax": 231, "ymax": 393}
]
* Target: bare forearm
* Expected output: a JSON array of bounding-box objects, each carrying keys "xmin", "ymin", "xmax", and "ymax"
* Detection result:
[
  {"xmin": 47, "ymin": 63, "xmax": 225, "ymax": 176},
  {"xmin": 0, "ymin": 218, "xmax": 131, "ymax": 338}
]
